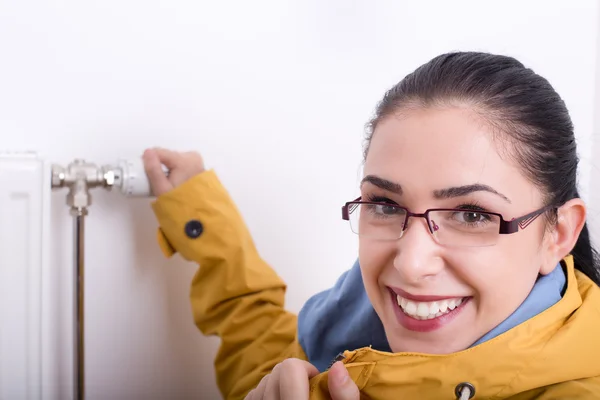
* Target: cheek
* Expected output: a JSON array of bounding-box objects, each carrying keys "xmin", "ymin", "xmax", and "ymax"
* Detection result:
[
  {"xmin": 455, "ymin": 232, "xmax": 545, "ymax": 309},
  {"xmin": 358, "ymin": 239, "xmax": 394, "ymax": 302}
]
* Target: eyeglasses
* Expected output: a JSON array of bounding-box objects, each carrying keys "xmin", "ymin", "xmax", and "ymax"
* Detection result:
[{"xmin": 341, "ymin": 197, "xmax": 556, "ymax": 247}]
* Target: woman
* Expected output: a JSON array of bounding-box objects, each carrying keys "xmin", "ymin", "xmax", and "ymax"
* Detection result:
[{"xmin": 145, "ymin": 52, "xmax": 600, "ymax": 399}]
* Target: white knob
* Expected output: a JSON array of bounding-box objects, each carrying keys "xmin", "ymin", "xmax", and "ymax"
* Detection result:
[{"xmin": 116, "ymin": 158, "xmax": 168, "ymax": 197}]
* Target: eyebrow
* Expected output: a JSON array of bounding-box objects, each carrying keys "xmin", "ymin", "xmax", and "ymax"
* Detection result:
[
  {"xmin": 361, "ymin": 175, "xmax": 403, "ymax": 194},
  {"xmin": 361, "ymin": 175, "xmax": 512, "ymax": 203},
  {"xmin": 433, "ymin": 184, "xmax": 511, "ymax": 203}
]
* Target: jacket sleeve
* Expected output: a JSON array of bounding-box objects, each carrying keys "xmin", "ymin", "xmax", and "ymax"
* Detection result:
[{"xmin": 150, "ymin": 170, "xmax": 307, "ymax": 400}]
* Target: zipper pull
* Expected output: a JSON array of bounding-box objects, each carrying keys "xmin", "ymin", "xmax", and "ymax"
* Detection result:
[{"xmin": 327, "ymin": 352, "xmax": 346, "ymax": 370}]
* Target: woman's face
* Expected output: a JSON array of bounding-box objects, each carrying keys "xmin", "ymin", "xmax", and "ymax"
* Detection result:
[{"xmin": 359, "ymin": 106, "xmax": 559, "ymax": 354}]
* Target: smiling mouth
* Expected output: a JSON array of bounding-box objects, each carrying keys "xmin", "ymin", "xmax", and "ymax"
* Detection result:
[{"xmin": 396, "ymin": 294, "xmax": 468, "ymax": 320}]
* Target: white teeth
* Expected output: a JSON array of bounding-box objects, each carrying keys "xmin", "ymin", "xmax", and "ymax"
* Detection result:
[
  {"xmin": 396, "ymin": 294, "xmax": 466, "ymax": 320},
  {"xmin": 429, "ymin": 302, "xmax": 439, "ymax": 314},
  {"xmin": 416, "ymin": 303, "xmax": 430, "ymax": 317},
  {"xmin": 405, "ymin": 301, "xmax": 417, "ymax": 315},
  {"xmin": 439, "ymin": 300, "xmax": 448, "ymax": 313}
]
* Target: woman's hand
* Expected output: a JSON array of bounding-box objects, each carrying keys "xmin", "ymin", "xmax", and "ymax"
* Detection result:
[
  {"xmin": 245, "ymin": 359, "xmax": 360, "ymax": 400},
  {"xmin": 142, "ymin": 147, "xmax": 205, "ymax": 196}
]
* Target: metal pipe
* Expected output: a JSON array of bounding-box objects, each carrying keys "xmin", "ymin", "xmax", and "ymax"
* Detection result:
[
  {"xmin": 50, "ymin": 157, "xmax": 165, "ymax": 400},
  {"xmin": 72, "ymin": 207, "xmax": 87, "ymax": 400}
]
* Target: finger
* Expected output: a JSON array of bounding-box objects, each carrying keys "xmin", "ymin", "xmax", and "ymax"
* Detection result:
[
  {"xmin": 328, "ymin": 361, "xmax": 360, "ymax": 400},
  {"xmin": 264, "ymin": 364, "xmax": 282, "ymax": 400},
  {"xmin": 142, "ymin": 149, "xmax": 173, "ymax": 196},
  {"xmin": 279, "ymin": 359, "xmax": 320, "ymax": 400},
  {"xmin": 152, "ymin": 147, "xmax": 182, "ymax": 169},
  {"xmin": 244, "ymin": 389, "xmax": 255, "ymax": 400},
  {"xmin": 246, "ymin": 372, "xmax": 271, "ymax": 400}
]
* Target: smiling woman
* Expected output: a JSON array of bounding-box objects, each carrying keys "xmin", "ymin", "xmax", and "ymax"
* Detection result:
[
  {"xmin": 147, "ymin": 51, "xmax": 600, "ymax": 400},
  {"xmin": 350, "ymin": 103, "xmax": 579, "ymax": 355}
]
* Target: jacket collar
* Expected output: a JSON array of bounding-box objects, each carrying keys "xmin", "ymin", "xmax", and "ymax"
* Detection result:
[{"xmin": 470, "ymin": 259, "xmax": 566, "ymax": 346}]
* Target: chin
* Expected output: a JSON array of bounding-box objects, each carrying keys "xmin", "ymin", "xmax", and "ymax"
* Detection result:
[{"xmin": 386, "ymin": 334, "xmax": 472, "ymax": 355}]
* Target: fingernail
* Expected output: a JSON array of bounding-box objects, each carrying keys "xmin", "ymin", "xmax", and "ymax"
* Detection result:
[{"xmin": 332, "ymin": 362, "xmax": 349, "ymax": 385}]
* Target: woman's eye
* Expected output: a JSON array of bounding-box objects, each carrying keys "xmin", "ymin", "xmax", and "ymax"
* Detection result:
[
  {"xmin": 375, "ymin": 204, "xmax": 400, "ymax": 215},
  {"xmin": 457, "ymin": 211, "xmax": 487, "ymax": 223}
]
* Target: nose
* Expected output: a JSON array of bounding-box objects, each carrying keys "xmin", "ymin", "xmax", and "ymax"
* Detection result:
[{"xmin": 393, "ymin": 216, "xmax": 444, "ymax": 283}]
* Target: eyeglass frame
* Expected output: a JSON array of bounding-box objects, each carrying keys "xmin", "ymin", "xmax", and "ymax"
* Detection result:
[{"xmin": 341, "ymin": 196, "xmax": 557, "ymax": 237}]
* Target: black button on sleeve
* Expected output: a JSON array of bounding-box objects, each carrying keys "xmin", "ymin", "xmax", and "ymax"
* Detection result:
[{"xmin": 184, "ymin": 220, "xmax": 204, "ymax": 238}]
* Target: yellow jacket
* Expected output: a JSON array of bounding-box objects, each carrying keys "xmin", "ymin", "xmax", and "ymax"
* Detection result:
[{"xmin": 151, "ymin": 170, "xmax": 600, "ymax": 399}]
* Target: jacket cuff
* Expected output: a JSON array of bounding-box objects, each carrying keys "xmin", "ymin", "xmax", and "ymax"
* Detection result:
[
  {"xmin": 149, "ymin": 169, "xmax": 249, "ymax": 262},
  {"xmin": 156, "ymin": 227, "xmax": 176, "ymax": 258}
]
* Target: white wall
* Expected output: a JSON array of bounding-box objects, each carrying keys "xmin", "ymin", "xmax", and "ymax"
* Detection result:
[
  {"xmin": 591, "ymin": 3, "xmax": 600, "ymax": 245},
  {"xmin": 0, "ymin": 0, "xmax": 598, "ymax": 398}
]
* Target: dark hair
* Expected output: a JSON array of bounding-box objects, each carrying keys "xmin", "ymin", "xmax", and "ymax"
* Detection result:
[{"xmin": 364, "ymin": 51, "xmax": 600, "ymax": 285}]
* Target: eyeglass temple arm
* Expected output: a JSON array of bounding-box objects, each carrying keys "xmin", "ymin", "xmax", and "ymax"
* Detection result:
[
  {"xmin": 500, "ymin": 205, "xmax": 556, "ymax": 234},
  {"xmin": 342, "ymin": 197, "xmax": 362, "ymax": 220}
]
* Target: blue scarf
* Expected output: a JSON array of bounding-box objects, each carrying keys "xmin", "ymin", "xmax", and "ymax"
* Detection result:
[{"xmin": 297, "ymin": 260, "xmax": 566, "ymax": 372}]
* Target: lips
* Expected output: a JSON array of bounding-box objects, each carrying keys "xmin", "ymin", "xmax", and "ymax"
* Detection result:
[{"xmin": 387, "ymin": 287, "xmax": 471, "ymax": 332}]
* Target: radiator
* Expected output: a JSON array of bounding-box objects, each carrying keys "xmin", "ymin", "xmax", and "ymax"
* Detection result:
[
  {"xmin": 0, "ymin": 152, "xmax": 160, "ymax": 400},
  {"xmin": 0, "ymin": 152, "xmax": 50, "ymax": 400}
]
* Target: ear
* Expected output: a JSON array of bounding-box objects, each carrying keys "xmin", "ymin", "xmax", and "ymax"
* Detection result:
[{"xmin": 540, "ymin": 198, "xmax": 586, "ymax": 275}]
